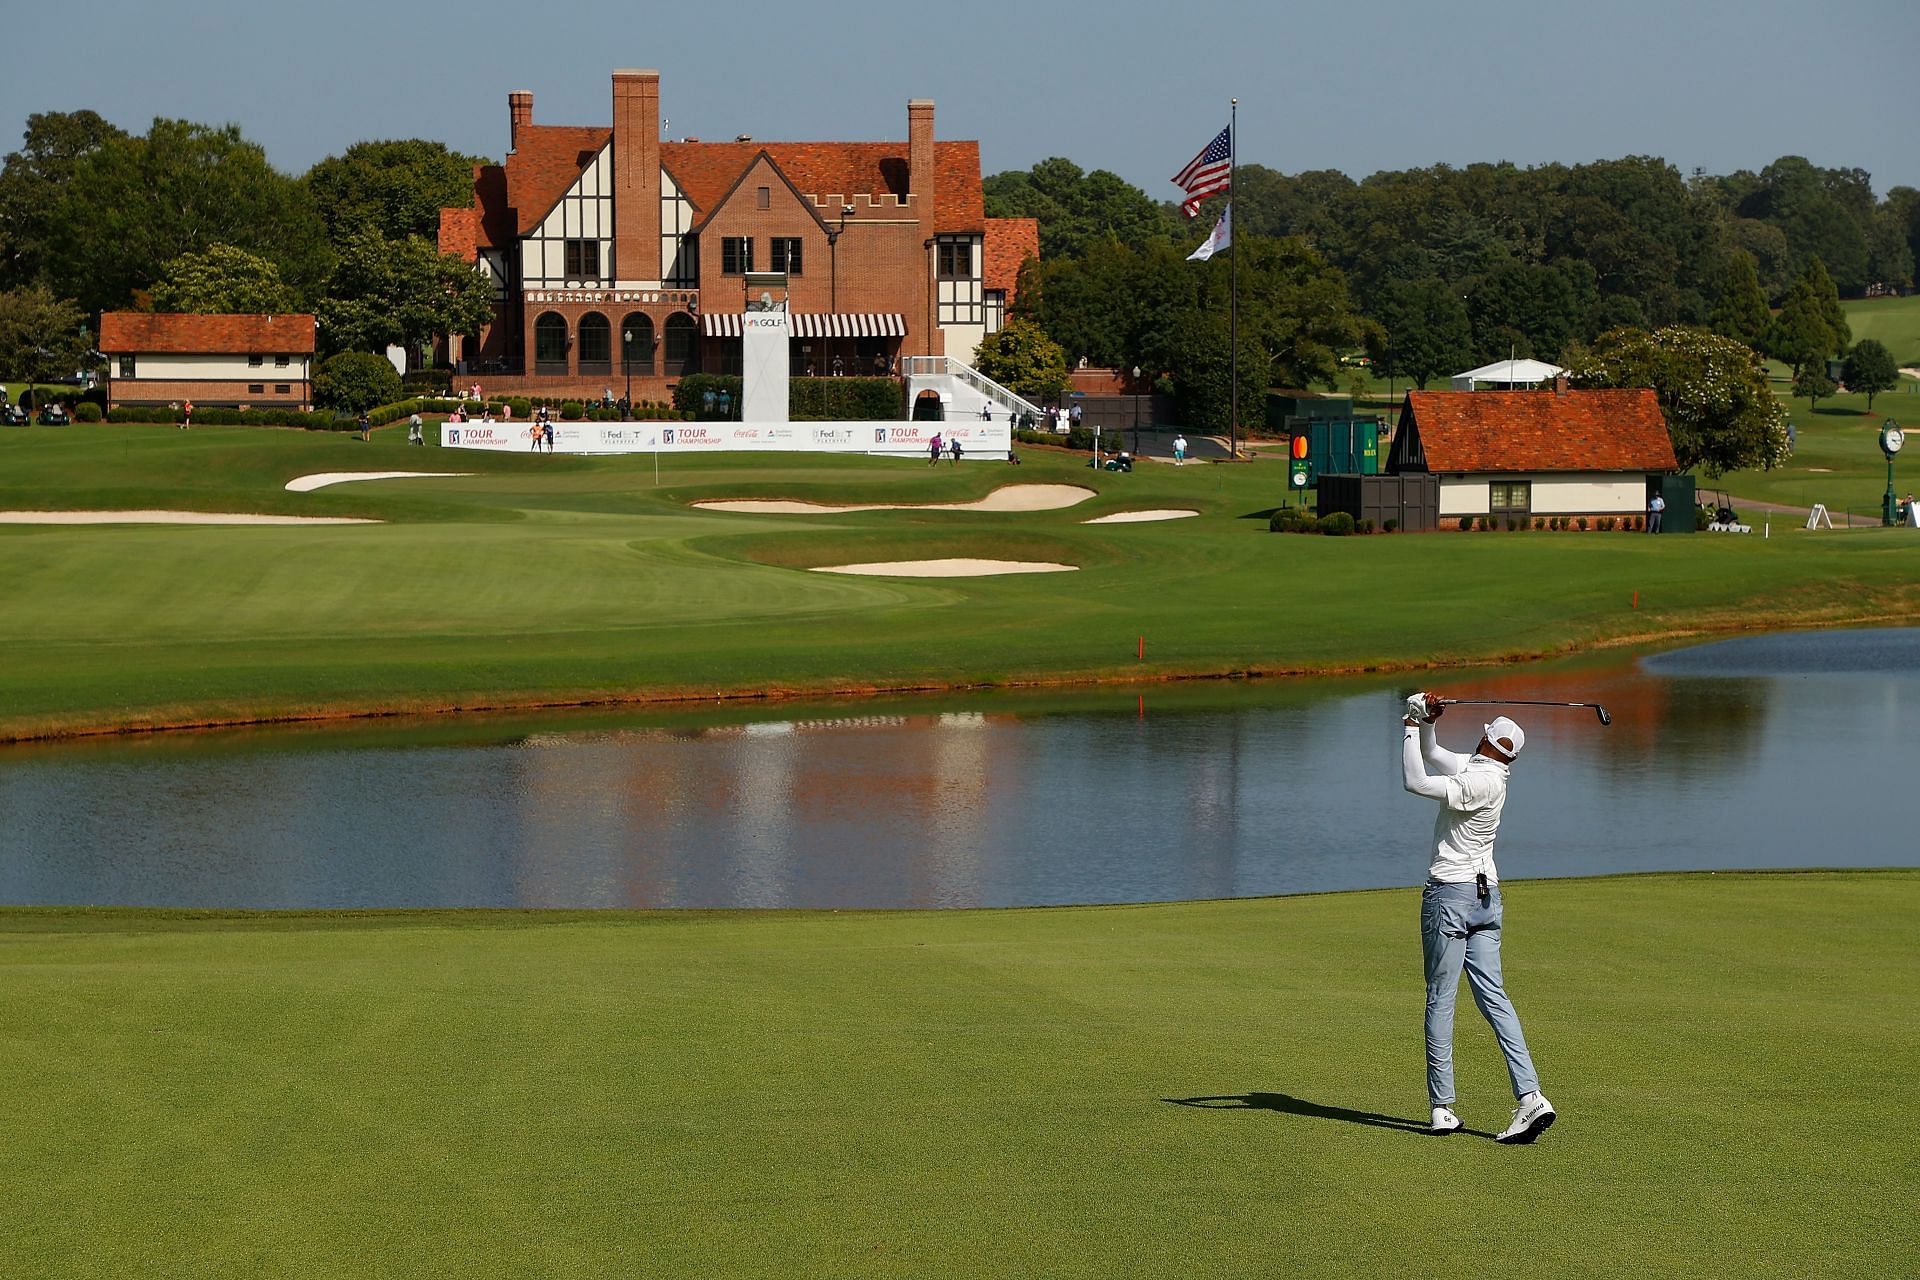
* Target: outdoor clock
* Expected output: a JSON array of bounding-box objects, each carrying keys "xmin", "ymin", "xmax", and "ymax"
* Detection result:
[{"xmin": 1882, "ymin": 424, "xmax": 1905, "ymax": 459}]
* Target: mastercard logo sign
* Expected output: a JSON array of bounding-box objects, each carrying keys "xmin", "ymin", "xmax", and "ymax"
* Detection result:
[{"xmin": 1291, "ymin": 436, "xmax": 1309, "ymax": 460}]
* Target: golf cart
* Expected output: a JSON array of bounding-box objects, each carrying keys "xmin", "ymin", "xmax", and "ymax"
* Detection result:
[
  {"xmin": 38, "ymin": 403, "xmax": 70, "ymax": 426},
  {"xmin": 1, "ymin": 403, "xmax": 26, "ymax": 427},
  {"xmin": 1702, "ymin": 489, "xmax": 1749, "ymax": 534}
]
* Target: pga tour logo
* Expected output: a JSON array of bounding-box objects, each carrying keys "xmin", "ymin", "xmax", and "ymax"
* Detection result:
[
  {"xmin": 662, "ymin": 428, "xmax": 675, "ymax": 444},
  {"xmin": 448, "ymin": 428, "xmax": 461, "ymax": 444}
]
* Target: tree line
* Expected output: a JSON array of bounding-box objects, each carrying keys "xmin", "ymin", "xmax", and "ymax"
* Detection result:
[{"xmin": 0, "ymin": 111, "xmax": 493, "ymax": 387}]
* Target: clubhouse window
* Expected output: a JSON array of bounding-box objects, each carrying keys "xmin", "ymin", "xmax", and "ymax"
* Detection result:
[
  {"xmin": 275, "ymin": 384, "xmax": 290, "ymax": 394},
  {"xmin": 248, "ymin": 354, "xmax": 264, "ymax": 366},
  {"xmin": 564, "ymin": 239, "xmax": 600, "ymax": 280},
  {"xmin": 119, "ymin": 356, "xmax": 136, "ymax": 377},
  {"xmin": 275, "ymin": 355, "xmax": 291, "ymax": 368},
  {"xmin": 755, "ymin": 186, "xmax": 770, "ymax": 210},
  {"xmin": 248, "ymin": 383, "xmax": 264, "ymax": 394},
  {"xmin": 770, "ymin": 237, "xmax": 802, "ymax": 275},
  {"xmin": 937, "ymin": 238, "xmax": 974, "ymax": 280},
  {"xmin": 722, "ymin": 237, "xmax": 753, "ymax": 275}
]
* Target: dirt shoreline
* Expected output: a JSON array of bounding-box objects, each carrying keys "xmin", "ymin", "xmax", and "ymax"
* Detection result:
[{"xmin": 6, "ymin": 606, "xmax": 1915, "ymax": 747}]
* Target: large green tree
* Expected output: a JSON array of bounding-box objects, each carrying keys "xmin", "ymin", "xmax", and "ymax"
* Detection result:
[
  {"xmin": 1367, "ymin": 277, "xmax": 1473, "ymax": 388},
  {"xmin": 1569, "ymin": 325, "xmax": 1789, "ymax": 476},
  {"xmin": 49, "ymin": 119, "xmax": 331, "ymax": 316},
  {"xmin": 305, "ymin": 139, "xmax": 489, "ymax": 245},
  {"xmin": 984, "ymin": 158, "xmax": 1175, "ymax": 259},
  {"xmin": 1842, "ymin": 339, "xmax": 1898, "ymax": 410},
  {"xmin": 1708, "ymin": 250, "xmax": 1770, "ymax": 348},
  {"xmin": 0, "ymin": 110, "xmax": 127, "ymax": 290},
  {"xmin": 969, "ymin": 317, "xmax": 1068, "ymax": 406},
  {"xmin": 0, "ymin": 285, "xmax": 91, "ymax": 393},
  {"xmin": 317, "ymin": 226, "xmax": 493, "ymax": 360},
  {"xmin": 151, "ymin": 244, "xmax": 299, "ymax": 314},
  {"xmin": 1764, "ymin": 256, "xmax": 1850, "ymax": 375}
]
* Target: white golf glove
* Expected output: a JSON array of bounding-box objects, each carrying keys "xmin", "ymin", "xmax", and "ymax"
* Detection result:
[{"xmin": 1404, "ymin": 693, "xmax": 1433, "ymax": 724}]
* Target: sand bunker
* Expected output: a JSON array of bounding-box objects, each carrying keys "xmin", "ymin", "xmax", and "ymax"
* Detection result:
[
  {"xmin": 1082, "ymin": 509, "xmax": 1199, "ymax": 524},
  {"xmin": 810, "ymin": 559, "xmax": 1078, "ymax": 577},
  {"xmin": 285, "ymin": 471, "xmax": 473, "ymax": 492},
  {"xmin": 0, "ymin": 511, "xmax": 377, "ymax": 525},
  {"xmin": 695, "ymin": 484, "xmax": 1094, "ymax": 515}
]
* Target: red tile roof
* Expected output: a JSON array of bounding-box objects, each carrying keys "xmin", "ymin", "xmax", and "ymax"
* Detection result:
[
  {"xmin": 99, "ymin": 312, "xmax": 316, "ymax": 354},
  {"xmin": 1399, "ymin": 389, "xmax": 1676, "ymax": 473},
  {"xmin": 438, "ymin": 206, "xmax": 482, "ymax": 260},
  {"xmin": 665, "ymin": 141, "xmax": 982, "ymax": 231},
  {"xmin": 476, "ymin": 128, "xmax": 985, "ymax": 240},
  {"xmin": 505, "ymin": 125, "xmax": 612, "ymax": 235},
  {"xmin": 983, "ymin": 217, "xmax": 1039, "ymax": 294}
]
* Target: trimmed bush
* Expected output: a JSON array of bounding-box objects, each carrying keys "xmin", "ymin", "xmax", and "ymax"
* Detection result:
[
  {"xmin": 789, "ymin": 376, "xmax": 902, "ymax": 421},
  {"xmin": 314, "ymin": 352, "xmax": 402, "ymax": 413},
  {"xmin": 73, "ymin": 402, "xmax": 103, "ymax": 422},
  {"xmin": 1268, "ymin": 507, "xmax": 1313, "ymax": 533},
  {"xmin": 401, "ymin": 369, "xmax": 452, "ymax": 396},
  {"xmin": 560, "ymin": 400, "xmax": 585, "ymax": 421},
  {"xmin": 1316, "ymin": 512, "xmax": 1356, "ymax": 536},
  {"xmin": 1356, "ymin": 518, "xmax": 1374, "ymax": 534},
  {"xmin": 1382, "ymin": 518, "xmax": 1399, "ymax": 533},
  {"xmin": 1577, "ymin": 517, "xmax": 1589, "ymax": 531},
  {"xmin": 1457, "ymin": 517, "xmax": 1472, "ymax": 531}
]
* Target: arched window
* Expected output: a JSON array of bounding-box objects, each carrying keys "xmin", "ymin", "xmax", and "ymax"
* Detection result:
[
  {"xmin": 577, "ymin": 312, "xmax": 611, "ymax": 374},
  {"xmin": 663, "ymin": 312, "xmax": 697, "ymax": 376},
  {"xmin": 622, "ymin": 313, "xmax": 655, "ymax": 376},
  {"xmin": 534, "ymin": 312, "xmax": 569, "ymax": 374},
  {"xmin": 912, "ymin": 390, "xmax": 945, "ymax": 422}
]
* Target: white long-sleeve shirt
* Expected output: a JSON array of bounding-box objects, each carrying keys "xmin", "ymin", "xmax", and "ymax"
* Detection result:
[{"xmin": 1402, "ymin": 722, "xmax": 1509, "ymax": 884}]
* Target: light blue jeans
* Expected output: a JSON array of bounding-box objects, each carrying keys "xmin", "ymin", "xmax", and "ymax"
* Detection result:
[{"xmin": 1421, "ymin": 880, "xmax": 1540, "ymax": 1107}]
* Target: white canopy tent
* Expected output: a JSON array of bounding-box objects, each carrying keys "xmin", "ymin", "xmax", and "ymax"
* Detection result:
[{"xmin": 1449, "ymin": 358, "xmax": 1566, "ymax": 390}]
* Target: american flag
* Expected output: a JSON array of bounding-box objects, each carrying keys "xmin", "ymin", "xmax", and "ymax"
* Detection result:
[{"xmin": 1172, "ymin": 125, "xmax": 1232, "ymax": 217}]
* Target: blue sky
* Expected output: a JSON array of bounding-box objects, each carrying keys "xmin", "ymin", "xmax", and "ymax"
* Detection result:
[{"xmin": 4, "ymin": 0, "xmax": 1913, "ymax": 195}]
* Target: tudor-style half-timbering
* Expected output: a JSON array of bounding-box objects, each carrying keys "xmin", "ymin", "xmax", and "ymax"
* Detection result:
[
  {"xmin": 437, "ymin": 69, "xmax": 1038, "ymax": 394},
  {"xmin": 521, "ymin": 145, "xmax": 614, "ymax": 289}
]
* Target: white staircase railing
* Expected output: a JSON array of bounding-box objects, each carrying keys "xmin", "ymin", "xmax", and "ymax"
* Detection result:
[{"xmin": 900, "ymin": 356, "xmax": 1045, "ymax": 424}]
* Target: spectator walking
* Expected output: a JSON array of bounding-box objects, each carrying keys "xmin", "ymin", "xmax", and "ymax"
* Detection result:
[
  {"xmin": 928, "ymin": 432, "xmax": 943, "ymax": 466},
  {"xmin": 181, "ymin": 399, "xmax": 194, "ymax": 431},
  {"xmin": 357, "ymin": 410, "xmax": 371, "ymax": 442},
  {"xmin": 950, "ymin": 435, "xmax": 964, "ymax": 464},
  {"xmin": 1069, "ymin": 402, "xmax": 1083, "ymax": 431},
  {"xmin": 407, "ymin": 412, "xmax": 424, "ymax": 446},
  {"xmin": 1173, "ymin": 434, "xmax": 1187, "ymax": 466},
  {"xmin": 542, "ymin": 419, "xmax": 554, "ymax": 453}
]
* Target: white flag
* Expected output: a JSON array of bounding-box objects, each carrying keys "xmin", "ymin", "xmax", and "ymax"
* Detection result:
[{"xmin": 1187, "ymin": 204, "xmax": 1232, "ymax": 261}]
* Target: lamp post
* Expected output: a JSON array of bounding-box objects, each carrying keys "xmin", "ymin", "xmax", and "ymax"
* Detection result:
[
  {"xmin": 1131, "ymin": 365, "xmax": 1142, "ymax": 455},
  {"xmin": 622, "ymin": 328, "xmax": 634, "ymax": 416},
  {"xmin": 826, "ymin": 203, "xmax": 854, "ymax": 378}
]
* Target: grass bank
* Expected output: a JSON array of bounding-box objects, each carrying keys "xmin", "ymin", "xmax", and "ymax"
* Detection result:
[
  {"xmin": 2, "ymin": 871, "xmax": 1912, "ymax": 1278},
  {"xmin": 2, "ymin": 425, "xmax": 1918, "ymax": 740}
]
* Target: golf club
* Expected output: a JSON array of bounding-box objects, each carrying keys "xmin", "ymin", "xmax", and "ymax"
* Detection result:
[{"xmin": 1433, "ymin": 698, "xmax": 1613, "ymax": 726}]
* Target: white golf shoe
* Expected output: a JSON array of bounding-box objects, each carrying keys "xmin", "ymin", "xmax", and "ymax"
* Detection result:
[
  {"xmin": 1430, "ymin": 1106, "xmax": 1462, "ymax": 1135},
  {"xmin": 1496, "ymin": 1092, "xmax": 1556, "ymax": 1144}
]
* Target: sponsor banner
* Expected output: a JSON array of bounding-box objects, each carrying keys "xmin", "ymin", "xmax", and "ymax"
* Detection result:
[{"xmin": 442, "ymin": 420, "xmax": 1012, "ymax": 456}]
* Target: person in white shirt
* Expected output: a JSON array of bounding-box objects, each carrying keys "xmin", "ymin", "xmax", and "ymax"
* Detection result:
[
  {"xmin": 1402, "ymin": 693, "xmax": 1556, "ymax": 1143},
  {"xmin": 1173, "ymin": 434, "xmax": 1187, "ymax": 465}
]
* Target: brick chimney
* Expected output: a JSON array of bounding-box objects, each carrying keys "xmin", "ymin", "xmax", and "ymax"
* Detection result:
[
  {"xmin": 1554, "ymin": 373, "xmax": 1569, "ymax": 396},
  {"xmin": 612, "ymin": 69, "xmax": 662, "ymax": 285},
  {"xmin": 908, "ymin": 99, "xmax": 935, "ymax": 222},
  {"xmin": 508, "ymin": 91, "xmax": 533, "ymax": 153}
]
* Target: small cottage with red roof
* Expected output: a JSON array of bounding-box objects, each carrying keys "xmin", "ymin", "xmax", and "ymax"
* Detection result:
[
  {"xmin": 437, "ymin": 69, "xmax": 1039, "ymax": 399},
  {"xmin": 1387, "ymin": 385, "xmax": 1678, "ymax": 523},
  {"xmin": 98, "ymin": 312, "xmax": 317, "ymax": 410}
]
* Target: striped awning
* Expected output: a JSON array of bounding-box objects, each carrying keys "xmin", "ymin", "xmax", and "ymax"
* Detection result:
[{"xmin": 702, "ymin": 313, "xmax": 906, "ymax": 339}]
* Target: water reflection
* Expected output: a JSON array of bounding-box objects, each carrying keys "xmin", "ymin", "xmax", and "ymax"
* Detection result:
[{"xmin": 1, "ymin": 631, "xmax": 1914, "ymax": 910}]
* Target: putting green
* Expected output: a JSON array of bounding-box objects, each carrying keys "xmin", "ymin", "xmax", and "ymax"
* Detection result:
[{"xmin": 3, "ymin": 870, "xmax": 1912, "ymax": 1277}]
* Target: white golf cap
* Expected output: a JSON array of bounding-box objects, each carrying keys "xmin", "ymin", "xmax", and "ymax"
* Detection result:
[{"xmin": 1483, "ymin": 716, "xmax": 1525, "ymax": 758}]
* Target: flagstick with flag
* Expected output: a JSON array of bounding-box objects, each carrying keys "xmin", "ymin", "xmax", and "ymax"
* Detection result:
[{"xmin": 1187, "ymin": 203, "xmax": 1231, "ymax": 261}]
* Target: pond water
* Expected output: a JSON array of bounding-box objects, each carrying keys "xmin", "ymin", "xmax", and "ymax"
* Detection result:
[{"xmin": 2, "ymin": 629, "xmax": 1915, "ymax": 910}]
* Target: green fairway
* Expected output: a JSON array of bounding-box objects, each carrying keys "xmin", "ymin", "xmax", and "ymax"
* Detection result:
[
  {"xmin": 2, "ymin": 871, "xmax": 1912, "ymax": 1278},
  {"xmin": 1843, "ymin": 292, "xmax": 1920, "ymax": 367},
  {"xmin": 2, "ymin": 424, "xmax": 1918, "ymax": 739}
]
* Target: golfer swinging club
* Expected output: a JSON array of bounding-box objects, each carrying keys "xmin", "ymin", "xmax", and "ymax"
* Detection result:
[{"xmin": 1402, "ymin": 692, "xmax": 1556, "ymax": 1143}]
